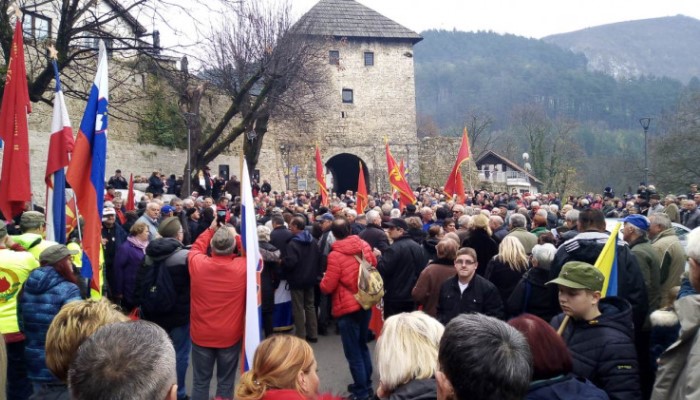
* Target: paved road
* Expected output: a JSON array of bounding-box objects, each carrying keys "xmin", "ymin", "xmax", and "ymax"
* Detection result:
[{"xmin": 184, "ymin": 329, "xmax": 379, "ymax": 398}]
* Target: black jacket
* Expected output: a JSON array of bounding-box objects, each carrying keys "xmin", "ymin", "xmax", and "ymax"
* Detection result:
[
  {"xmin": 484, "ymin": 256, "xmax": 525, "ymax": 307},
  {"xmin": 270, "ymin": 226, "xmax": 294, "ymax": 257},
  {"xmin": 359, "ymin": 223, "xmax": 390, "ymax": 252},
  {"xmin": 551, "ymin": 297, "xmax": 641, "ymax": 400},
  {"xmin": 506, "ymin": 267, "xmax": 560, "ymax": 322},
  {"xmin": 437, "ymin": 275, "xmax": 504, "ymax": 325},
  {"xmin": 136, "ymin": 238, "xmax": 190, "ymax": 330},
  {"xmin": 377, "ymin": 235, "xmax": 428, "ymax": 303},
  {"xmin": 283, "ymin": 231, "xmax": 321, "ymax": 290},
  {"xmin": 550, "ymin": 231, "xmax": 649, "ymax": 331},
  {"xmin": 461, "ymin": 229, "xmax": 498, "ymax": 276},
  {"xmin": 387, "ymin": 378, "xmax": 437, "ymax": 400}
]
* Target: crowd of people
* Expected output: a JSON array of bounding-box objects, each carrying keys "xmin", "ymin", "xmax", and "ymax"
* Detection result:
[{"xmin": 1, "ymin": 167, "xmax": 700, "ymax": 400}]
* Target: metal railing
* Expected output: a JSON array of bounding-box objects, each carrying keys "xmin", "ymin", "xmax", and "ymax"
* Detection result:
[{"xmin": 477, "ymin": 170, "xmax": 531, "ymax": 185}]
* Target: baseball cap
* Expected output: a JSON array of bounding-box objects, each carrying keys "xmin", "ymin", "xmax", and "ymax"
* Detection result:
[
  {"xmin": 383, "ymin": 218, "xmax": 408, "ymax": 231},
  {"xmin": 158, "ymin": 217, "xmax": 182, "ymax": 238},
  {"xmin": 622, "ymin": 215, "xmax": 650, "ymax": 231},
  {"xmin": 546, "ymin": 261, "xmax": 605, "ymax": 292},
  {"xmin": 319, "ymin": 213, "xmax": 334, "ymax": 222},
  {"xmin": 102, "ymin": 207, "xmax": 116, "ymax": 216},
  {"xmin": 161, "ymin": 205, "xmax": 175, "ymax": 214},
  {"xmin": 20, "ymin": 211, "xmax": 45, "ymax": 227},
  {"xmin": 40, "ymin": 244, "xmax": 78, "ymax": 265}
]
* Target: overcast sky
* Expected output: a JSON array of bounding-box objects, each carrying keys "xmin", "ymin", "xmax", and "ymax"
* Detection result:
[{"xmin": 289, "ymin": 0, "xmax": 700, "ymax": 38}]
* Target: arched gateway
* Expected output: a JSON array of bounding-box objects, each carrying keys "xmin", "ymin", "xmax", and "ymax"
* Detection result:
[{"xmin": 325, "ymin": 153, "xmax": 369, "ymax": 195}]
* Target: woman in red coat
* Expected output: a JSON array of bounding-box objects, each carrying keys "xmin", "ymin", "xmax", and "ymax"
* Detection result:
[{"xmin": 320, "ymin": 218, "xmax": 377, "ymax": 400}]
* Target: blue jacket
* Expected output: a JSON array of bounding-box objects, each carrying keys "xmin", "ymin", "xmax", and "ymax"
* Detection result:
[
  {"xmin": 113, "ymin": 239, "xmax": 146, "ymax": 304},
  {"xmin": 19, "ymin": 267, "xmax": 81, "ymax": 383}
]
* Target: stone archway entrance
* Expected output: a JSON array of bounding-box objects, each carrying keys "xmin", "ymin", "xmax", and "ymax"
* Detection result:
[{"xmin": 325, "ymin": 153, "xmax": 369, "ymax": 195}]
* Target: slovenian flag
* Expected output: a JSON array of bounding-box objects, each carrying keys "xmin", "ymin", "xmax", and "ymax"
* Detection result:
[
  {"xmin": 66, "ymin": 40, "xmax": 109, "ymax": 295},
  {"xmin": 241, "ymin": 160, "xmax": 263, "ymax": 370},
  {"xmin": 595, "ymin": 222, "xmax": 620, "ymax": 297},
  {"xmin": 45, "ymin": 60, "xmax": 74, "ymax": 244}
]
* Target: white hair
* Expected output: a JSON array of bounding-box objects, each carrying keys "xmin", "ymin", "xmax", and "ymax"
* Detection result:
[
  {"xmin": 531, "ymin": 243, "xmax": 557, "ymax": 270},
  {"xmin": 687, "ymin": 227, "xmax": 700, "ymax": 262},
  {"xmin": 458, "ymin": 215, "xmax": 471, "ymax": 229},
  {"xmin": 390, "ymin": 209, "xmax": 402, "ymax": 219}
]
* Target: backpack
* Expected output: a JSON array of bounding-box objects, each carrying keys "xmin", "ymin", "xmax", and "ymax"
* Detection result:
[
  {"xmin": 353, "ymin": 252, "xmax": 384, "ymax": 310},
  {"xmin": 137, "ymin": 255, "xmax": 177, "ymax": 316}
]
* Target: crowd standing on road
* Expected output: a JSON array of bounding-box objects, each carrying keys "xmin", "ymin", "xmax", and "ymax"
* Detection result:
[{"xmin": 1, "ymin": 169, "xmax": 700, "ymax": 400}]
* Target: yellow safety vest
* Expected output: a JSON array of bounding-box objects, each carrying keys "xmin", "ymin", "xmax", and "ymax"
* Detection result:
[
  {"xmin": 66, "ymin": 242, "xmax": 105, "ymax": 299},
  {"xmin": 11, "ymin": 233, "xmax": 58, "ymax": 262},
  {"xmin": 0, "ymin": 249, "xmax": 40, "ymax": 334}
]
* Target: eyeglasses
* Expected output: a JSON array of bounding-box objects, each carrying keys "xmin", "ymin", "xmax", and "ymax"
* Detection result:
[{"xmin": 455, "ymin": 259, "xmax": 476, "ymax": 266}]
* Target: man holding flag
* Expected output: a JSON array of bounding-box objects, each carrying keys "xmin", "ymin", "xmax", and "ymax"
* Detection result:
[{"xmin": 45, "ymin": 50, "xmax": 74, "ymax": 244}]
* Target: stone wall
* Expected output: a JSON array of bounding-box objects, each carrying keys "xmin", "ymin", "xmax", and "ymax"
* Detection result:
[{"xmin": 418, "ymin": 137, "xmax": 479, "ymax": 190}]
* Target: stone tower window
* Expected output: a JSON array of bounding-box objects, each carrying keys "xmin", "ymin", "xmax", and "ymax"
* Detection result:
[
  {"xmin": 342, "ymin": 89, "xmax": 354, "ymax": 104},
  {"xmin": 329, "ymin": 50, "xmax": 340, "ymax": 65},
  {"xmin": 364, "ymin": 52, "xmax": 374, "ymax": 66}
]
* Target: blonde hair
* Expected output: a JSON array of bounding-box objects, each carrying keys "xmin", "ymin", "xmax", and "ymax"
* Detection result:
[
  {"xmin": 375, "ymin": 311, "xmax": 445, "ymax": 393},
  {"xmin": 236, "ymin": 335, "xmax": 315, "ymax": 400},
  {"xmin": 496, "ymin": 236, "xmax": 529, "ymax": 272},
  {"xmin": 470, "ymin": 214, "xmax": 492, "ymax": 236},
  {"xmin": 45, "ymin": 299, "xmax": 129, "ymax": 381}
]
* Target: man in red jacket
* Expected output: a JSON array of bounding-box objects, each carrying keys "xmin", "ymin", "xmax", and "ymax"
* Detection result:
[
  {"xmin": 320, "ymin": 218, "xmax": 377, "ymax": 400},
  {"xmin": 188, "ymin": 220, "xmax": 246, "ymax": 400}
]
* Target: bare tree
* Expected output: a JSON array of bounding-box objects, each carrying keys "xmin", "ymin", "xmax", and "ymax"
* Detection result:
[
  {"xmin": 173, "ymin": 0, "xmax": 329, "ymax": 182},
  {"xmin": 511, "ymin": 104, "xmax": 582, "ymax": 194},
  {"xmin": 464, "ymin": 107, "xmax": 494, "ymax": 157}
]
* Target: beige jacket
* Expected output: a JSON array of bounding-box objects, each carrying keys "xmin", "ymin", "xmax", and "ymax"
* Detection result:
[
  {"xmin": 652, "ymin": 228, "xmax": 686, "ymax": 300},
  {"xmin": 652, "ymin": 295, "xmax": 700, "ymax": 400}
]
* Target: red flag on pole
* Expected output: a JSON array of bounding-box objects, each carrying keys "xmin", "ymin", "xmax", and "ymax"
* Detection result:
[
  {"xmin": 315, "ymin": 145, "xmax": 329, "ymax": 207},
  {"xmin": 126, "ymin": 173, "xmax": 135, "ymax": 211},
  {"xmin": 444, "ymin": 127, "xmax": 471, "ymax": 200},
  {"xmin": 356, "ymin": 162, "xmax": 367, "ymax": 214},
  {"xmin": 0, "ymin": 20, "xmax": 32, "ymax": 220},
  {"xmin": 386, "ymin": 141, "xmax": 415, "ymax": 206},
  {"xmin": 455, "ymin": 168, "xmax": 465, "ymax": 204}
]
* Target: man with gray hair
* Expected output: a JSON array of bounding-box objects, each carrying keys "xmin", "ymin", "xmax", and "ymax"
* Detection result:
[
  {"xmin": 505, "ymin": 213, "xmax": 537, "ymax": 255},
  {"xmin": 489, "ymin": 215, "xmax": 507, "ymax": 243},
  {"xmin": 68, "ymin": 320, "xmax": 177, "ymax": 400},
  {"xmin": 436, "ymin": 313, "xmax": 531, "ymax": 400},
  {"xmin": 652, "ymin": 227, "xmax": 700, "ymax": 399},
  {"xmin": 558, "ymin": 209, "xmax": 580, "ymax": 243},
  {"xmin": 188, "ymin": 220, "xmax": 246, "ymax": 400},
  {"xmin": 649, "ymin": 213, "xmax": 686, "ymax": 301},
  {"xmin": 359, "ymin": 210, "xmax": 389, "ymax": 252},
  {"xmin": 662, "ymin": 195, "xmax": 680, "ymax": 223}
]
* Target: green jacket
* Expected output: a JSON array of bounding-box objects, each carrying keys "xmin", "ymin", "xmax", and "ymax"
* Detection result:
[
  {"xmin": 629, "ymin": 236, "xmax": 661, "ymax": 314},
  {"xmin": 651, "ymin": 228, "xmax": 686, "ymax": 301},
  {"xmin": 506, "ymin": 228, "xmax": 537, "ymax": 255}
]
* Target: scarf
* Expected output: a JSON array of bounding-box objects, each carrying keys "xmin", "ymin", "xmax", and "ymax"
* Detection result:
[{"xmin": 127, "ymin": 235, "xmax": 149, "ymax": 254}]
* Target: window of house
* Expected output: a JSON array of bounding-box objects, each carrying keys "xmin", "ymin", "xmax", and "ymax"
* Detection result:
[
  {"xmin": 22, "ymin": 12, "xmax": 51, "ymax": 40},
  {"xmin": 342, "ymin": 88, "xmax": 353, "ymax": 104},
  {"xmin": 364, "ymin": 52, "xmax": 374, "ymax": 66},
  {"xmin": 329, "ymin": 50, "xmax": 340, "ymax": 65}
]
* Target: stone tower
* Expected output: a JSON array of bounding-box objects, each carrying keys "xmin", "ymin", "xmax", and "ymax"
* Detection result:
[{"xmin": 263, "ymin": 0, "xmax": 423, "ymax": 195}]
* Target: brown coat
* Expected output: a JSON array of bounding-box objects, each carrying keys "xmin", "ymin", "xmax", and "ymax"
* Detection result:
[{"xmin": 411, "ymin": 259, "xmax": 456, "ymax": 317}]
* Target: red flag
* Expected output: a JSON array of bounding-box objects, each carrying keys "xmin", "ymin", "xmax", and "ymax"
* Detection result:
[
  {"xmin": 65, "ymin": 196, "xmax": 78, "ymax": 236},
  {"xmin": 315, "ymin": 146, "xmax": 329, "ymax": 207},
  {"xmin": 0, "ymin": 20, "xmax": 32, "ymax": 220},
  {"xmin": 126, "ymin": 173, "xmax": 135, "ymax": 211},
  {"xmin": 386, "ymin": 142, "xmax": 415, "ymax": 206},
  {"xmin": 356, "ymin": 162, "xmax": 367, "ymax": 214},
  {"xmin": 455, "ymin": 168, "xmax": 465, "ymax": 204},
  {"xmin": 444, "ymin": 127, "xmax": 471, "ymax": 200}
]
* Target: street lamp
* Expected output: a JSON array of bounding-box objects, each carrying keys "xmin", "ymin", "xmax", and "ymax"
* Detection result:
[
  {"xmin": 279, "ymin": 144, "xmax": 290, "ymax": 190},
  {"xmin": 639, "ymin": 117, "xmax": 652, "ymax": 185}
]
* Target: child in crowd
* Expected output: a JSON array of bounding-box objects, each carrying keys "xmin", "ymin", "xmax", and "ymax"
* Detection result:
[{"xmin": 548, "ymin": 261, "xmax": 641, "ymax": 400}]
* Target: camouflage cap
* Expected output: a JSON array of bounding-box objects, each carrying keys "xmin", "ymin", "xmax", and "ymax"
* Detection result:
[
  {"xmin": 40, "ymin": 244, "xmax": 78, "ymax": 265},
  {"xmin": 20, "ymin": 211, "xmax": 45, "ymax": 229},
  {"xmin": 546, "ymin": 261, "xmax": 605, "ymax": 292}
]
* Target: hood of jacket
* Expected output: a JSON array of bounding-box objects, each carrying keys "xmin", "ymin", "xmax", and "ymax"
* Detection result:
[
  {"xmin": 653, "ymin": 227, "xmax": 677, "ymax": 242},
  {"xmin": 331, "ymin": 235, "xmax": 367, "ymax": 255},
  {"xmin": 389, "ymin": 378, "xmax": 437, "ymax": 400},
  {"xmin": 146, "ymin": 237, "xmax": 184, "ymax": 261},
  {"xmin": 23, "ymin": 266, "xmax": 67, "ymax": 295},
  {"xmin": 291, "ymin": 230, "xmax": 314, "ymax": 244},
  {"xmin": 560, "ymin": 231, "xmax": 625, "ymax": 262},
  {"xmin": 576, "ymin": 296, "xmax": 634, "ymax": 339}
]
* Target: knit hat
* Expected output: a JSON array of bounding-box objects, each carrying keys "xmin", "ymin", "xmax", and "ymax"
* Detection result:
[
  {"xmin": 546, "ymin": 261, "xmax": 605, "ymax": 292},
  {"xmin": 622, "ymin": 215, "xmax": 650, "ymax": 231},
  {"xmin": 211, "ymin": 228, "xmax": 235, "ymax": 254},
  {"xmin": 40, "ymin": 244, "xmax": 78, "ymax": 265},
  {"xmin": 158, "ymin": 217, "xmax": 182, "ymax": 238}
]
